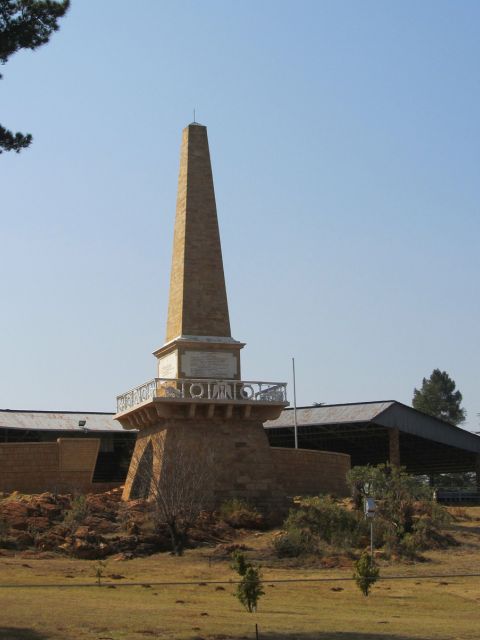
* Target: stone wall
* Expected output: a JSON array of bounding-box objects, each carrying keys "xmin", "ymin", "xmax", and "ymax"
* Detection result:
[
  {"xmin": 271, "ymin": 447, "xmax": 350, "ymax": 497},
  {"xmin": 123, "ymin": 420, "xmax": 285, "ymax": 510},
  {"xmin": 0, "ymin": 438, "xmax": 100, "ymax": 494}
]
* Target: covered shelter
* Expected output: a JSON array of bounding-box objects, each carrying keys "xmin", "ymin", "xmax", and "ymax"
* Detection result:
[
  {"xmin": 265, "ymin": 401, "xmax": 480, "ymax": 483},
  {"xmin": 0, "ymin": 410, "xmax": 136, "ymax": 484}
]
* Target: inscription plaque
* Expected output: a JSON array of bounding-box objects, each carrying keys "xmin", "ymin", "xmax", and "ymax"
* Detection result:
[
  {"xmin": 157, "ymin": 351, "xmax": 178, "ymax": 378},
  {"xmin": 181, "ymin": 350, "xmax": 237, "ymax": 378}
]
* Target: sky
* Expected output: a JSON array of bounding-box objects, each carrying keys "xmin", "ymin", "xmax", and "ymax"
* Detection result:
[{"xmin": 1, "ymin": 1, "xmax": 479, "ymax": 431}]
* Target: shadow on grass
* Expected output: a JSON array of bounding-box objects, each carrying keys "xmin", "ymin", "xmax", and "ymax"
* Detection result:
[
  {"xmin": 0, "ymin": 629, "xmax": 48, "ymax": 640},
  {"xmin": 246, "ymin": 633, "xmax": 432, "ymax": 640}
]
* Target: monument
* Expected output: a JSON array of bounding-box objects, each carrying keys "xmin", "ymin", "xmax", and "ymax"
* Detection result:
[{"xmin": 115, "ymin": 122, "xmax": 288, "ymax": 508}]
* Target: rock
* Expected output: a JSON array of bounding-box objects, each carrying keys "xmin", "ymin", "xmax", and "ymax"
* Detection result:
[
  {"xmin": 108, "ymin": 535, "xmax": 139, "ymax": 554},
  {"xmin": 110, "ymin": 552, "xmax": 134, "ymax": 561},
  {"xmin": 83, "ymin": 516, "xmax": 118, "ymax": 534},
  {"xmin": 37, "ymin": 502, "xmax": 63, "ymax": 520},
  {"xmin": 36, "ymin": 531, "xmax": 67, "ymax": 551},
  {"xmin": 1, "ymin": 501, "xmax": 33, "ymax": 530},
  {"xmin": 25, "ymin": 516, "xmax": 51, "ymax": 532},
  {"xmin": 71, "ymin": 538, "xmax": 110, "ymax": 560},
  {"xmin": 13, "ymin": 532, "xmax": 34, "ymax": 549}
]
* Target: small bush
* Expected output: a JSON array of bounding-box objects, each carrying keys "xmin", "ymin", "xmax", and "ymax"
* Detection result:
[
  {"xmin": 27, "ymin": 522, "xmax": 42, "ymax": 547},
  {"xmin": 236, "ymin": 566, "xmax": 264, "ymax": 613},
  {"xmin": 285, "ymin": 496, "xmax": 366, "ymax": 549},
  {"xmin": 231, "ymin": 551, "xmax": 264, "ymax": 613},
  {"xmin": 63, "ymin": 495, "xmax": 88, "ymax": 530},
  {"xmin": 94, "ymin": 560, "xmax": 107, "ymax": 586},
  {"xmin": 219, "ymin": 499, "xmax": 263, "ymax": 529},
  {"xmin": 347, "ymin": 465, "xmax": 454, "ymax": 558},
  {"xmin": 272, "ymin": 496, "xmax": 368, "ymax": 559},
  {"xmin": 231, "ymin": 549, "xmax": 250, "ymax": 576},
  {"xmin": 398, "ymin": 533, "xmax": 419, "ymax": 560},
  {"xmin": 272, "ymin": 527, "xmax": 317, "ymax": 558},
  {"xmin": 353, "ymin": 551, "xmax": 379, "ymax": 596}
]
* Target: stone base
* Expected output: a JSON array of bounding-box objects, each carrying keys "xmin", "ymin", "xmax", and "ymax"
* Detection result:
[{"xmin": 123, "ymin": 418, "xmax": 286, "ymax": 511}]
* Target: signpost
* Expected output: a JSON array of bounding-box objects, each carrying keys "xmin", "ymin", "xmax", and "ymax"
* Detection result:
[{"xmin": 364, "ymin": 497, "xmax": 376, "ymax": 566}]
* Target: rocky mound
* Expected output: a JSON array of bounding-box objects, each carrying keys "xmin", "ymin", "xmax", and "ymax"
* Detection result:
[
  {"xmin": 0, "ymin": 489, "xmax": 171, "ymax": 559},
  {"xmin": 0, "ymin": 490, "xmax": 251, "ymax": 560}
]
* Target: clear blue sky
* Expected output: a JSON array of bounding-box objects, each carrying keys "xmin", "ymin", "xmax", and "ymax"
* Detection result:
[{"xmin": 1, "ymin": 1, "xmax": 479, "ymax": 430}]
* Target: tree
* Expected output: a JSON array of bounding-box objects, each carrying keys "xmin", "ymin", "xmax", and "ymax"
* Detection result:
[
  {"xmin": 413, "ymin": 369, "xmax": 466, "ymax": 425},
  {"xmin": 129, "ymin": 430, "xmax": 214, "ymax": 556},
  {"xmin": 231, "ymin": 551, "xmax": 264, "ymax": 613},
  {"xmin": 0, "ymin": 0, "xmax": 70, "ymax": 153},
  {"xmin": 353, "ymin": 551, "xmax": 379, "ymax": 597},
  {"xmin": 347, "ymin": 464, "xmax": 428, "ymax": 537},
  {"xmin": 347, "ymin": 464, "xmax": 451, "ymax": 559}
]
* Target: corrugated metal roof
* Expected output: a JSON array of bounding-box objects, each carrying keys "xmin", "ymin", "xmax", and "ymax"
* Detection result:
[
  {"xmin": 265, "ymin": 401, "xmax": 395, "ymax": 428},
  {"xmin": 265, "ymin": 401, "xmax": 480, "ymax": 454},
  {"xmin": 0, "ymin": 410, "xmax": 127, "ymax": 433}
]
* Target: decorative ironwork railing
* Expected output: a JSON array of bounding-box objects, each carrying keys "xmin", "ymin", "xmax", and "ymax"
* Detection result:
[{"xmin": 116, "ymin": 378, "xmax": 288, "ymax": 413}]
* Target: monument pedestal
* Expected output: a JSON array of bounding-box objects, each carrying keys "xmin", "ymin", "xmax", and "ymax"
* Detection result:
[
  {"xmin": 123, "ymin": 417, "xmax": 285, "ymax": 509},
  {"xmin": 117, "ymin": 380, "xmax": 288, "ymax": 508}
]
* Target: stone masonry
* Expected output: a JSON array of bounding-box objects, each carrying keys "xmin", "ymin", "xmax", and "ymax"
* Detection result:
[
  {"xmin": 117, "ymin": 123, "xmax": 288, "ymax": 509},
  {"xmin": 0, "ymin": 438, "xmax": 100, "ymax": 493},
  {"xmin": 166, "ymin": 124, "xmax": 231, "ymax": 342},
  {"xmin": 271, "ymin": 448, "xmax": 350, "ymax": 497}
]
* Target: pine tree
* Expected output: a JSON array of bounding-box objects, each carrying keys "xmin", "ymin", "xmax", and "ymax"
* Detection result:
[
  {"xmin": 412, "ymin": 369, "xmax": 466, "ymax": 425},
  {"xmin": 0, "ymin": 0, "xmax": 70, "ymax": 153}
]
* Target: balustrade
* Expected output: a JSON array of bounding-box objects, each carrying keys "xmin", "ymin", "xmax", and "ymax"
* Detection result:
[{"xmin": 117, "ymin": 378, "xmax": 287, "ymax": 413}]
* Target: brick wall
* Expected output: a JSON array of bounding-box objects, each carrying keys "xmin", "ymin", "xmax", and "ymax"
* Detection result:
[
  {"xmin": 0, "ymin": 438, "xmax": 100, "ymax": 494},
  {"xmin": 271, "ymin": 447, "xmax": 351, "ymax": 497}
]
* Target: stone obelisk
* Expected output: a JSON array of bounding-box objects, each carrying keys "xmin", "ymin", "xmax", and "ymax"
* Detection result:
[{"xmin": 116, "ymin": 123, "xmax": 287, "ymax": 508}]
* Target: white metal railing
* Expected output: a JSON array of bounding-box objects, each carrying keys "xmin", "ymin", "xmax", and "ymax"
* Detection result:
[{"xmin": 116, "ymin": 378, "xmax": 287, "ymax": 413}]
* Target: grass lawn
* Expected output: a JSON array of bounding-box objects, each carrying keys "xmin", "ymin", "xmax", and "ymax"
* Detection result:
[{"xmin": 0, "ymin": 508, "xmax": 478, "ymax": 640}]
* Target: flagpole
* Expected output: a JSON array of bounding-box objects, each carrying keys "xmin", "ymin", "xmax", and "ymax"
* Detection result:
[{"xmin": 292, "ymin": 357, "xmax": 298, "ymax": 449}]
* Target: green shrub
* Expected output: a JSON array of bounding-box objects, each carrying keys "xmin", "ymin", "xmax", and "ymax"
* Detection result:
[
  {"xmin": 220, "ymin": 498, "xmax": 263, "ymax": 529},
  {"xmin": 231, "ymin": 549, "xmax": 250, "ymax": 575},
  {"xmin": 347, "ymin": 464, "xmax": 454, "ymax": 558},
  {"xmin": 272, "ymin": 496, "xmax": 367, "ymax": 559},
  {"xmin": 272, "ymin": 526, "xmax": 317, "ymax": 558},
  {"xmin": 353, "ymin": 551, "xmax": 379, "ymax": 596},
  {"xmin": 231, "ymin": 551, "xmax": 264, "ymax": 613},
  {"xmin": 285, "ymin": 496, "xmax": 366, "ymax": 549},
  {"xmin": 236, "ymin": 566, "xmax": 264, "ymax": 613},
  {"xmin": 63, "ymin": 495, "xmax": 88, "ymax": 530},
  {"xmin": 94, "ymin": 560, "xmax": 107, "ymax": 586}
]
